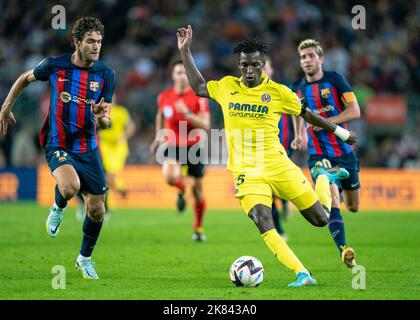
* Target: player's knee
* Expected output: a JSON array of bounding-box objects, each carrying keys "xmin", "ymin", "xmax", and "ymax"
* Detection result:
[
  {"xmin": 347, "ymin": 203, "xmax": 359, "ymax": 213},
  {"xmin": 248, "ymin": 206, "xmax": 274, "ymax": 234},
  {"xmin": 60, "ymin": 182, "xmax": 79, "ymax": 200},
  {"xmin": 87, "ymin": 202, "xmax": 105, "ymax": 222},
  {"xmin": 165, "ymin": 175, "xmax": 178, "ymax": 186}
]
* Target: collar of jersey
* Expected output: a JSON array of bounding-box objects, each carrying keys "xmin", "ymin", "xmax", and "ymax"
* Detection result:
[{"xmin": 238, "ymin": 73, "xmax": 270, "ymax": 90}]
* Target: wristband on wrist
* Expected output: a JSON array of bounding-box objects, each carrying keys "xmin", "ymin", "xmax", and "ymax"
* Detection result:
[{"xmin": 333, "ymin": 125, "xmax": 350, "ymax": 141}]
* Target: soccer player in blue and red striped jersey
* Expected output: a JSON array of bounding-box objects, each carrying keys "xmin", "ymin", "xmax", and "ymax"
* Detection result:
[
  {"xmin": 0, "ymin": 17, "xmax": 115, "ymax": 279},
  {"xmin": 292, "ymin": 39, "xmax": 361, "ymax": 268}
]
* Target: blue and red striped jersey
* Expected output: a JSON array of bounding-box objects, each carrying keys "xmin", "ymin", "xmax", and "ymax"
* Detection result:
[
  {"xmin": 292, "ymin": 71, "xmax": 354, "ymax": 158},
  {"xmin": 34, "ymin": 54, "xmax": 115, "ymax": 154},
  {"xmin": 278, "ymin": 113, "xmax": 294, "ymax": 153}
]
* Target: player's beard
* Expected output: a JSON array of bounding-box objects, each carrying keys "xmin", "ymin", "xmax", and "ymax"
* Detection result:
[
  {"xmin": 305, "ymin": 64, "xmax": 319, "ymax": 77},
  {"xmin": 79, "ymin": 47, "xmax": 97, "ymax": 65}
]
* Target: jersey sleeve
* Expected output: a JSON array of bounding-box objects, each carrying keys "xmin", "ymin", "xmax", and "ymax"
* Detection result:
[
  {"xmin": 206, "ymin": 79, "xmax": 222, "ymax": 102},
  {"xmin": 332, "ymin": 72, "xmax": 357, "ymax": 104},
  {"xmin": 33, "ymin": 57, "xmax": 52, "ymax": 81},
  {"xmin": 101, "ymin": 68, "xmax": 116, "ymax": 103},
  {"xmin": 278, "ymin": 85, "xmax": 302, "ymax": 116}
]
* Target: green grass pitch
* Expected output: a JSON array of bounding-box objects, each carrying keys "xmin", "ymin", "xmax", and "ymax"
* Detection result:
[{"xmin": 1, "ymin": 202, "xmax": 419, "ymax": 300}]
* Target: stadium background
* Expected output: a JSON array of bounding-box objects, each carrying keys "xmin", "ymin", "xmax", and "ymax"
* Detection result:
[{"xmin": 0, "ymin": 0, "xmax": 419, "ymax": 211}]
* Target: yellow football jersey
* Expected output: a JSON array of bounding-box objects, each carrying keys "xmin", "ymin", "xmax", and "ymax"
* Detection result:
[
  {"xmin": 99, "ymin": 104, "xmax": 131, "ymax": 173},
  {"xmin": 99, "ymin": 104, "xmax": 130, "ymax": 146},
  {"xmin": 207, "ymin": 74, "xmax": 302, "ymax": 174}
]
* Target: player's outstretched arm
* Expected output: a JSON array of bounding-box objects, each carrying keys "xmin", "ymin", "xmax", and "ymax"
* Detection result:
[
  {"xmin": 300, "ymin": 104, "xmax": 357, "ymax": 145},
  {"xmin": 0, "ymin": 70, "xmax": 37, "ymax": 135},
  {"xmin": 177, "ymin": 25, "xmax": 210, "ymax": 98}
]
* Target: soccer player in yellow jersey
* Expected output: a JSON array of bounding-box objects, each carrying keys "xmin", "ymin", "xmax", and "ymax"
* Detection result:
[
  {"xmin": 99, "ymin": 99, "xmax": 135, "ymax": 211},
  {"xmin": 177, "ymin": 25, "xmax": 357, "ymax": 287}
]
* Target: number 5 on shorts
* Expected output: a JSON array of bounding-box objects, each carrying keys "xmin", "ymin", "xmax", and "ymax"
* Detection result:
[{"xmin": 236, "ymin": 174, "xmax": 245, "ymax": 186}]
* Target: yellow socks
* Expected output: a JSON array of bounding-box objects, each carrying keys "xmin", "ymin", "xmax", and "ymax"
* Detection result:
[
  {"xmin": 261, "ymin": 229, "xmax": 306, "ymax": 274},
  {"xmin": 315, "ymin": 175, "xmax": 332, "ymax": 212}
]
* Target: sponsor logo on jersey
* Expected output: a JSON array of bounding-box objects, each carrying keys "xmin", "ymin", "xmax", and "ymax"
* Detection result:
[
  {"xmin": 60, "ymin": 91, "xmax": 71, "ymax": 103},
  {"xmin": 60, "ymin": 91, "xmax": 95, "ymax": 105},
  {"xmin": 228, "ymin": 102, "xmax": 269, "ymax": 119},
  {"xmin": 228, "ymin": 102, "xmax": 269, "ymax": 114},
  {"xmin": 312, "ymin": 104, "xmax": 335, "ymax": 114}
]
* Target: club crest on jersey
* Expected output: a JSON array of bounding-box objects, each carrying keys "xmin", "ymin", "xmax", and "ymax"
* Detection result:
[
  {"xmin": 321, "ymin": 88, "xmax": 331, "ymax": 98},
  {"xmin": 89, "ymin": 81, "xmax": 100, "ymax": 92},
  {"xmin": 261, "ymin": 93, "xmax": 271, "ymax": 103}
]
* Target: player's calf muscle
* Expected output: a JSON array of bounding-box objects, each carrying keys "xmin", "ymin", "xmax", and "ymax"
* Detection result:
[
  {"xmin": 192, "ymin": 180, "xmax": 203, "ymax": 200},
  {"xmin": 300, "ymin": 202, "xmax": 328, "ymax": 227}
]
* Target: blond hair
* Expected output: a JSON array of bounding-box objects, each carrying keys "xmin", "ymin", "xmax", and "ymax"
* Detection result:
[{"xmin": 297, "ymin": 39, "xmax": 324, "ymax": 56}]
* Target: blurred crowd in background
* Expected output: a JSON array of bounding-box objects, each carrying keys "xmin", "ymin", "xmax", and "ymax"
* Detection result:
[{"xmin": 0, "ymin": 0, "xmax": 419, "ymax": 168}]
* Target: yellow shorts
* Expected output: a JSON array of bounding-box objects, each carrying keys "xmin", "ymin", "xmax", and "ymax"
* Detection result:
[
  {"xmin": 100, "ymin": 144, "xmax": 128, "ymax": 174},
  {"xmin": 233, "ymin": 165, "xmax": 319, "ymax": 214}
]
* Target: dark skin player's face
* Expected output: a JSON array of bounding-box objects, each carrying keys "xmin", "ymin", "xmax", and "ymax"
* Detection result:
[{"xmin": 238, "ymin": 51, "xmax": 265, "ymax": 88}]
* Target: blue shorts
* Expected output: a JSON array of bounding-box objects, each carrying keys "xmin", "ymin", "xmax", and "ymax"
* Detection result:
[
  {"xmin": 45, "ymin": 148, "xmax": 107, "ymax": 195},
  {"xmin": 308, "ymin": 151, "xmax": 360, "ymax": 191}
]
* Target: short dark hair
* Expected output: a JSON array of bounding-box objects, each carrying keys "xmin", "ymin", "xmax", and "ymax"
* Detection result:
[
  {"xmin": 233, "ymin": 38, "xmax": 269, "ymax": 57},
  {"xmin": 170, "ymin": 58, "xmax": 184, "ymax": 69},
  {"xmin": 72, "ymin": 16, "xmax": 104, "ymax": 41}
]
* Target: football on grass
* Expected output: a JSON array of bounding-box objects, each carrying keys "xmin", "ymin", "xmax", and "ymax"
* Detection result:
[{"xmin": 230, "ymin": 256, "xmax": 264, "ymax": 287}]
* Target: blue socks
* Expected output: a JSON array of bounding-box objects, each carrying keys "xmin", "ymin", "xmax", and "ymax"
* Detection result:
[
  {"xmin": 55, "ymin": 185, "xmax": 68, "ymax": 209},
  {"xmin": 271, "ymin": 202, "xmax": 285, "ymax": 236},
  {"xmin": 80, "ymin": 216, "xmax": 103, "ymax": 258},
  {"xmin": 328, "ymin": 207, "xmax": 346, "ymax": 254}
]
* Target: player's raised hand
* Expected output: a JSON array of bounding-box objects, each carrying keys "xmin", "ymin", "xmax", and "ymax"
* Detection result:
[
  {"xmin": 177, "ymin": 25, "xmax": 193, "ymax": 51},
  {"xmin": 91, "ymin": 97, "xmax": 106, "ymax": 118},
  {"xmin": 0, "ymin": 109, "xmax": 16, "ymax": 135},
  {"xmin": 346, "ymin": 131, "xmax": 357, "ymax": 145}
]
